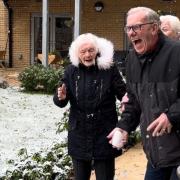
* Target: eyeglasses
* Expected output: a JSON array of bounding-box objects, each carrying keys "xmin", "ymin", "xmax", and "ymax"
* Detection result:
[{"xmin": 124, "ymin": 22, "xmax": 154, "ymax": 33}]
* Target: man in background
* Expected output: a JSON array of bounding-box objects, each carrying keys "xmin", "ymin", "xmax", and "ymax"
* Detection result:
[{"xmin": 160, "ymin": 14, "xmax": 180, "ymax": 40}]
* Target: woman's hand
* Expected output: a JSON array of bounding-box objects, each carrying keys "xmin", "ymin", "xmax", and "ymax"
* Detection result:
[
  {"xmin": 107, "ymin": 128, "xmax": 128, "ymax": 149},
  {"xmin": 58, "ymin": 83, "xmax": 66, "ymax": 100}
]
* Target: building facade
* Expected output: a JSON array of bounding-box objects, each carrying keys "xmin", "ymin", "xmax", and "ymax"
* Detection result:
[{"xmin": 0, "ymin": 0, "xmax": 179, "ymax": 69}]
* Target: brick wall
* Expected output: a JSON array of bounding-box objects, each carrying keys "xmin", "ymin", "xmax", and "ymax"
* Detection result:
[
  {"xmin": 81, "ymin": 0, "xmax": 180, "ymax": 50},
  {"xmin": 0, "ymin": 0, "xmax": 180, "ymax": 68},
  {"xmin": 8, "ymin": 0, "xmax": 74, "ymax": 68},
  {"xmin": 0, "ymin": 1, "xmax": 8, "ymax": 55}
]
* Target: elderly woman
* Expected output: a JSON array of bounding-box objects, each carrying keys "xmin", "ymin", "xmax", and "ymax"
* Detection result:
[
  {"xmin": 160, "ymin": 15, "xmax": 180, "ymax": 40},
  {"xmin": 53, "ymin": 33, "xmax": 126, "ymax": 180}
]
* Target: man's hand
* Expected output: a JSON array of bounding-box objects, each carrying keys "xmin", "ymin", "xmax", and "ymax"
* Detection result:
[
  {"xmin": 57, "ymin": 83, "xmax": 66, "ymax": 100},
  {"xmin": 147, "ymin": 113, "xmax": 172, "ymax": 137},
  {"xmin": 107, "ymin": 127, "xmax": 128, "ymax": 149}
]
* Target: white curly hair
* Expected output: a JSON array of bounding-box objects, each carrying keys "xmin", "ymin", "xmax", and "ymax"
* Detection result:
[
  {"xmin": 69, "ymin": 33, "xmax": 114, "ymax": 70},
  {"xmin": 160, "ymin": 15, "xmax": 180, "ymax": 34}
]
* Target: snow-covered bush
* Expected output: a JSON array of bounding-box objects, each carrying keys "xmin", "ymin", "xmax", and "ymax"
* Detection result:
[
  {"xmin": 0, "ymin": 108, "xmax": 73, "ymax": 180},
  {"xmin": 18, "ymin": 64, "xmax": 64, "ymax": 93},
  {"xmin": 0, "ymin": 143, "xmax": 73, "ymax": 180}
]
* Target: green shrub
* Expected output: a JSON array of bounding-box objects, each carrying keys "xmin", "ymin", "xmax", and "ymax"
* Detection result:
[
  {"xmin": 56, "ymin": 108, "xmax": 69, "ymax": 134},
  {"xmin": 18, "ymin": 64, "xmax": 64, "ymax": 93}
]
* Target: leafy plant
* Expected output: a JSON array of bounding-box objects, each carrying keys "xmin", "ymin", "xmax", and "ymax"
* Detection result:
[
  {"xmin": 18, "ymin": 64, "xmax": 64, "ymax": 93},
  {"xmin": 59, "ymin": 58, "xmax": 71, "ymax": 67},
  {"xmin": 48, "ymin": 50, "xmax": 61, "ymax": 57},
  {"xmin": 0, "ymin": 142, "xmax": 73, "ymax": 179},
  {"xmin": 0, "ymin": 106, "xmax": 73, "ymax": 180},
  {"xmin": 56, "ymin": 108, "xmax": 69, "ymax": 134}
]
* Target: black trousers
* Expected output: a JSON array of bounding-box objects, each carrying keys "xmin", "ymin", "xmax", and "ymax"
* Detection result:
[{"xmin": 72, "ymin": 158, "xmax": 115, "ymax": 180}]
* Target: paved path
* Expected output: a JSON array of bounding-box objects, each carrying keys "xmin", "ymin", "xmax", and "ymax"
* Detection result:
[{"xmin": 90, "ymin": 143, "xmax": 147, "ymax": 180}]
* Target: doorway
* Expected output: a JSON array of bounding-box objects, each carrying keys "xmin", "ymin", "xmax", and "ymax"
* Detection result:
[{"xmin": 31, "ymin": 14, "xmax": 73, "ymax": 64}]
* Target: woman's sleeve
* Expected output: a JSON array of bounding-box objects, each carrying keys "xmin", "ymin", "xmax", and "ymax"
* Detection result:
[
  {"xmin": 53, "ymin": 67, "xmax": 70, "ymax": 108},
  {"xmin": 117, "ymin": 83, "xmax": 141, "ymax": 133}
]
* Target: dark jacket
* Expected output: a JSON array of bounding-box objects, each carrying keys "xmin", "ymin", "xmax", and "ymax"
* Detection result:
[
  {"xmin": 53, "ymin": 37, "xmax": 126, "ymax": 160},
  {"xmin": 118, "ymin": 33, "xmax": 180, "ymax": 168}
]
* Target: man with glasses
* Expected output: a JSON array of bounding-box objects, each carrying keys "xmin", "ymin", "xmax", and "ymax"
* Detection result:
[{"xmin": 108, "ymin": 7, "xmax": 180, "ymax": 180}]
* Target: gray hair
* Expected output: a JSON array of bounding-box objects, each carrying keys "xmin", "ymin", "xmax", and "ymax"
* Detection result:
[
  {"xmin": 127, "ymin": 7, "xmax": 160, "ymax": 24},
  {"xmin": 160, "ymin": 15, "xmax": 180, "ymax": 34}
]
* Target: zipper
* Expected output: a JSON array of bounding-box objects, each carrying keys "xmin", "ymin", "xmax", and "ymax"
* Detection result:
[
  {"xmin": 75, "ymin": 75, "xmax": 80, "ymax": 103},
  {"xmin": 100, "ymin": 79, "xmax": 103, "ymax": 100}
]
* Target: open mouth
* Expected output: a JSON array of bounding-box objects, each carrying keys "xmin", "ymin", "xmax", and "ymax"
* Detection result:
[
  {"xmin": 132, "ymin": 39, "xmax": 142, "ymax": 45},
  {"xmin": 131, "ymin": 38, "xmax": 145, "ymax": 53},
  {"xmin": 84, "ymin": 59, "xmax": 93, "ymax": 62}
]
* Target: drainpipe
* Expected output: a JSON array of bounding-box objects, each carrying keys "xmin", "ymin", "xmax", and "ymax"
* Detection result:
[
  {"xmin": 2, "ymin": 0, "xmax": 13, "ymax": 68},
  {"xmin": 74, "ymin": 0, "xmax": 80, "ymax": 39}
]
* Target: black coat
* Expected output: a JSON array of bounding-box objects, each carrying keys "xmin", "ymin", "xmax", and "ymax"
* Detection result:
[
  {"xmin": 118, "ymin": 33, "xmax": 180, "ymax": 168},
  {"xmin": 53, "ymin": 63, "xmax": 126, "ymax": 160}
]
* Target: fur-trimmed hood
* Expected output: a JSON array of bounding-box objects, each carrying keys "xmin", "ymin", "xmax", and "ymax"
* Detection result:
[{"xmin": 69, "ymin": 33, "xmax": 114, "ymax": 70}]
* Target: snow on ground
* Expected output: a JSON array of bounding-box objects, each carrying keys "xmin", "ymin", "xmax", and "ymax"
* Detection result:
[{"xmin": 0, "ymin": 87, "xmax": 67, "ymax": 175}]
